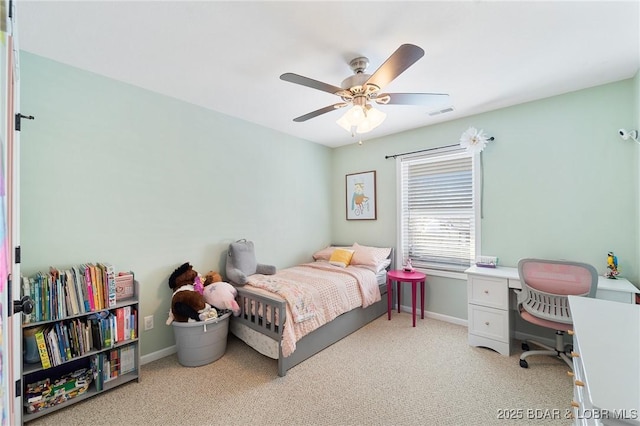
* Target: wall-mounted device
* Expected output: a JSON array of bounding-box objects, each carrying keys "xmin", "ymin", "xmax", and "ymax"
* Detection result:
[{"xmin": 618, "ymin": 128, "xmax": 639, "ymax": 143}]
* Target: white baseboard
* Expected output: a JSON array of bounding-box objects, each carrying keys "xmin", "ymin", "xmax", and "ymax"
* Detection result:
[
  {"xmin": 141, "ymin": 345, "xmax": 176, "ymax": 365},
  {"xmin": 142, "ymin": 309, "xmax": 559, "ymax": 365},
  {"xmin": 398, "ymin": 304, "xmax": 468, "ymax": 327}
]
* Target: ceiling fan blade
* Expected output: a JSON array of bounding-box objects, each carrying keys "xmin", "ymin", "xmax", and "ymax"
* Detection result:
[
  {"xmin": 293, "ymin": 103, "xmax": 348, "ymax": 122},
  {"xmin": 365, "ymin": 44, "xmax": 425, "ymax": 90},
  {"xmin": 280, "ymin": 73, "xmax": 344, "ymax": 96},
  {"xmin": 378, "ymin": 92, "xmax": 450, "ymax": 107}
]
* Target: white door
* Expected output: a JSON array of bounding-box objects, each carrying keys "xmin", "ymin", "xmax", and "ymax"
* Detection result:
[{"xmin": 1, "ymin": 0, "xmax": 21, "ymax": 423}]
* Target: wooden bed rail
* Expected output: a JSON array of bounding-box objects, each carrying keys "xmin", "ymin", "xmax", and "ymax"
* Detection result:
[{"xmin": 235, "ymin": 287, "xmax": 286, "ymax": 341}]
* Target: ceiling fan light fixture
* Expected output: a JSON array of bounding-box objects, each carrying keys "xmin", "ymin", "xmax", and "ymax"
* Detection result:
[
  {"xmin": 357, "ymin": 106, "xmax": 386, "ymax": 133},
  {"xmin": 337, "ymin": 105, "xmax": 364, "ymax": 132},
  {"xmin": 336, "ymin": 104, "xmax": 386, "ymax": 134}
]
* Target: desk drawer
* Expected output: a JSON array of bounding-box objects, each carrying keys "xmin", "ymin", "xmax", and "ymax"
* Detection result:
[
  {"xmin": 468, "ymin": 276, "xmax": 509, "ymax": 309},
  {"xmin": 468, "ymin": 304, "xmax": 509, "ymax": 342},
  {"xmin": 595, "ymin": 289, "xmax": 633, "ymax": 304}
]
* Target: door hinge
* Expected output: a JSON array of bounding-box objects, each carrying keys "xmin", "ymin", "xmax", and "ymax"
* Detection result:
[
  {"xmin": 15, "ymin": 378, "xmax": 21, "ymax": 397},
  {"xmin": 14, "ymin": 246, "xmax": 20, "ymax": 264},
  {"xmin": 15, "ymin": 113, "xmax": 34, "ymax": 131}
]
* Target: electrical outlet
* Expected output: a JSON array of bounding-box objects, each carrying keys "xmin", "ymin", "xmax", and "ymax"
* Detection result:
[{"xmin": 144, "ymin": 315, "xmax": 154, "ymax": 330}]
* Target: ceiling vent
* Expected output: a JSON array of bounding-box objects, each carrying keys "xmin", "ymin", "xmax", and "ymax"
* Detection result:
[{"xmin": 428, "ymin": 106, "xmax": 454, "ymax": 116}]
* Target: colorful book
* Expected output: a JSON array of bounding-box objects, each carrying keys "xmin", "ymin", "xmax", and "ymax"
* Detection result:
[
  {"xmin": 83, "ymin": 265, "xmax": 95, "ymax": 312},
  {"xmin": 89, "ymin": 264, "xmax": 101, "ymax": 311},
  {"xmin": 34, "ymin": 328, "xmax": 51, "ymax": 369},
  {"xmin": 102, "ymin": 263, "xmax": 117, "ymax": 309},
  {"xmin": 46, "ymin": 327, "xmax": 61, "ymax": 366},
  {"xmin": 116, "ymin": 308, "xmax": 125, "ymax": 343},
  {"xmin": 73, "ymin": 266, "xmax": 88, "ymax": 313}
]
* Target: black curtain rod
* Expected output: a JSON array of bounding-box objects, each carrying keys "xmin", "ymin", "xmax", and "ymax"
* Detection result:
[{"xmin": 384, "ymin": 137, "xmax": 495, "ymax": 159}]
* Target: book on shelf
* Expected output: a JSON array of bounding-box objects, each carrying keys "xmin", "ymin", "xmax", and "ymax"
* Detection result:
[
  {"xmin": 45, "ymin": 327, "xmax": 60, "ymax": 367},
  {"xmin": 34, "ymin": 328, "xmax": 51, "ymax": 369},
  {"xmin": 65, "ymin": 269, "xmax": 79, "ymax": 316},
  {"xmin": 101, "ymin": 262, "xmax": 117, "ymax": 309},
  {"xmin": 72, "ymin": 265, "xmax": 89, "ymax": 313},
  {"xmin": 82, "ymin": 264, "xmax": 94, "ymax": 312},
  {"xmin": 93, "ymin": 264, "xmax": 103, "ymax": 311},
  {"xmin": 120, "ymin": 345, "xmax": 135, "ymax": 374},
  {"xmin": 116, "ymin": 308, "xmax": 125, "ymax": 343}
]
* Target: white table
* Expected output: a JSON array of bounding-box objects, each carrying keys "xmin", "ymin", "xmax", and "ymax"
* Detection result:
[
  {"xmin": 465, "ymin": 265, "xmax": 639, "ymax": 355},
  {"xmin": 568, "ymin": 296, "xmax": 640, "ymax": 425}
]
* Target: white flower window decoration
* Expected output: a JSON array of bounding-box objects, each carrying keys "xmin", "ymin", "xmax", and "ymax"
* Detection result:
[{"xmin": 459, "ymin": 127, "xmax": 494, "ymax": 154}]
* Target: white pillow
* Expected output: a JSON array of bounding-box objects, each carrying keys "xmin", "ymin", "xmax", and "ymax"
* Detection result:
[{"xmin": 350, "ymin": 243, "xmax": 391, "ymax": 270}]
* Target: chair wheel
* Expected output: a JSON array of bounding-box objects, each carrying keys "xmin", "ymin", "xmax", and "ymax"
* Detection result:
[
  {"xmin": 521, "ymin": 342, "xmax": 530, "ymax": 351},
  {"xmin": 519, "ymin": 359, "xmax": 529, "ymax": 368}
]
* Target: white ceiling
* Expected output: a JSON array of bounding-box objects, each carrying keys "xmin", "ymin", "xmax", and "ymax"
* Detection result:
[{"xmin": 16, "ymin": 1, "xmax": 640, "ymax": 148}]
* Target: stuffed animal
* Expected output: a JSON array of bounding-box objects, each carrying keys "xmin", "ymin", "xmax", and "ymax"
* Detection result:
[
  {"xmin": 226, "ymin": 239, "xmax": 276, "ymax": 286},
  {"xmin": 203, "ymin": 280, "xmax": 241, "ymax": 316},
  {"xmin": 166, "ymin": 262, "xmax": 218, "ymax": 325}
]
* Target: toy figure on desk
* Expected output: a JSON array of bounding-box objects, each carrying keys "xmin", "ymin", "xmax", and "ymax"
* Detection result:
[
  {"xmin": 403, "ymin": 258, "xmax": 414, "ymax": 273},
  {"xmin": 606, "ymin": 251, "xmax": 620, "ymax": 279}
]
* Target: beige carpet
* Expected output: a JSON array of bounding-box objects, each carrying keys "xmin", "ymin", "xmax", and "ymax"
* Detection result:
[{"xmin": 26, "ymin": 313, "xmax": 573, "ymax": 426}]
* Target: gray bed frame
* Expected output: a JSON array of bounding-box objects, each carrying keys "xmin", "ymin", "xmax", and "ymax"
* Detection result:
[{"xmin": 231, "ymin": 247, "xmax": 394, "ymax": 377}]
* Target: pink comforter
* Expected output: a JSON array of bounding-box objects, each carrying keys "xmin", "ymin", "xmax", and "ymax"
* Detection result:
[{"xmin": 247, "ymin": 262, "xmax": 381, "ymax": 357}]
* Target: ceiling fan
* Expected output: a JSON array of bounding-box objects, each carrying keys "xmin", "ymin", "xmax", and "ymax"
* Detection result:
[{"xmin": 280, "ymin": 44, "xmax": 450, "ymax": 135}]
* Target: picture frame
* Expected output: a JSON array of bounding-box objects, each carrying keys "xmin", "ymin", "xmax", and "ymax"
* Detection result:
[{"xmin": 346, "ymin": 170, "xmax": 377, "ymax": 220}]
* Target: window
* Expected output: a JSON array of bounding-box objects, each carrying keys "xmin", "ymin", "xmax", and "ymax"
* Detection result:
[{"xmin": 398, "ymin": 146, "xmax": 480, "ymax": 273}]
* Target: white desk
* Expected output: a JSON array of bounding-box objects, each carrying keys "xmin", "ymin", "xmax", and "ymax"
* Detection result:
[
  {"xmin": 465, "ymin": 265, "xmax": 639, "ymax": 356},
  {"xmin": 569, "ymin": 296, "xmax": 639, "ymax": 425}
]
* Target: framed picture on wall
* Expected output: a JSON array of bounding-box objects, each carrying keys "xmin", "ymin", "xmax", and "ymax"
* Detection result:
[{"xmin": 346, "ymin": 170, "xmax": 376, "ymax": 220}]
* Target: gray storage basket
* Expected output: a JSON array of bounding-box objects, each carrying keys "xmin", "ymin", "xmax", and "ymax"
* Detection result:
[{"xmin": 171, "ymin": 311, "xmax": 231, "ymax": 367}]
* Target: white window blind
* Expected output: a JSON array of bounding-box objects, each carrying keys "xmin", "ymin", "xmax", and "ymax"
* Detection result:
[{"xmin": 399, "ymin": 148, "xmax": 478, "ymax": 272}]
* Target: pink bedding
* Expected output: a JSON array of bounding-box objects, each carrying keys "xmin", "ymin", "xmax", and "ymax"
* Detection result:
[{"xmin": 245, "ymin": 262, "xmax": 381, "ymax": 357}]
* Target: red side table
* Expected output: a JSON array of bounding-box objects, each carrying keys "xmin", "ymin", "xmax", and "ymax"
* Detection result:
[{"xmin": 387, "ymin": 269, "xmax": 426, "ymax": 327}]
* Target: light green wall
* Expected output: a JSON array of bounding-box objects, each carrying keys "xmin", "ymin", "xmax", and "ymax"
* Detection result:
[
  {"xmin": 19, "ymin": 53, "xmax": 332, "ymax": 356},
  {"xmin": 20, "ymin": 51, "xmax": 639, "ymax": 356},
  {"xmin": 333, "ymin": 79, "xmax": 638, "ymax": 320}
]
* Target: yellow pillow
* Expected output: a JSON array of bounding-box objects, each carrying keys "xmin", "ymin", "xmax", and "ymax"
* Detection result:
[{"xmin": 329, "ymin": 248, "xmax": 355, "ymax": 268}]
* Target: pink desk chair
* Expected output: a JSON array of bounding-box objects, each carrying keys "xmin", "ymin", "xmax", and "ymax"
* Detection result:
[{"xmin": 517, "ymin": 258, "xmax": 597, "ymax": 369}]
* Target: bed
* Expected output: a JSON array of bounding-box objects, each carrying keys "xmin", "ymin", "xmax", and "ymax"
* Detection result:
[{"xmin": 229, "ymin": 243, "xmax": 394, "ymax": 376}]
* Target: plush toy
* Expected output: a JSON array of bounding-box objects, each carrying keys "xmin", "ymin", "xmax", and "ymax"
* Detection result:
[
  {"xmin": 226, "ymin": 239, "xmax": 276, "ymax": 286},
  {"xmin": 166, "ymin": 263, "xmax": 218, "ymax": 325},
  {"xmin": 203, "ymin": 281, "xmax": 241, "ymax": 316}
]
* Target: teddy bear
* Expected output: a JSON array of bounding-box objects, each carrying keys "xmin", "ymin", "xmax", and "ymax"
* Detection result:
[
  {"xmin": 166, "ymin": 262, "xmax": 218, "ymax": 325},
  {"xmin": 202, "ymin": 276, "xmax": 241, "ymax": 316},
  {"xmin": 226, "ymin": 239, "xmax": 276, "ymax": 286}
]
